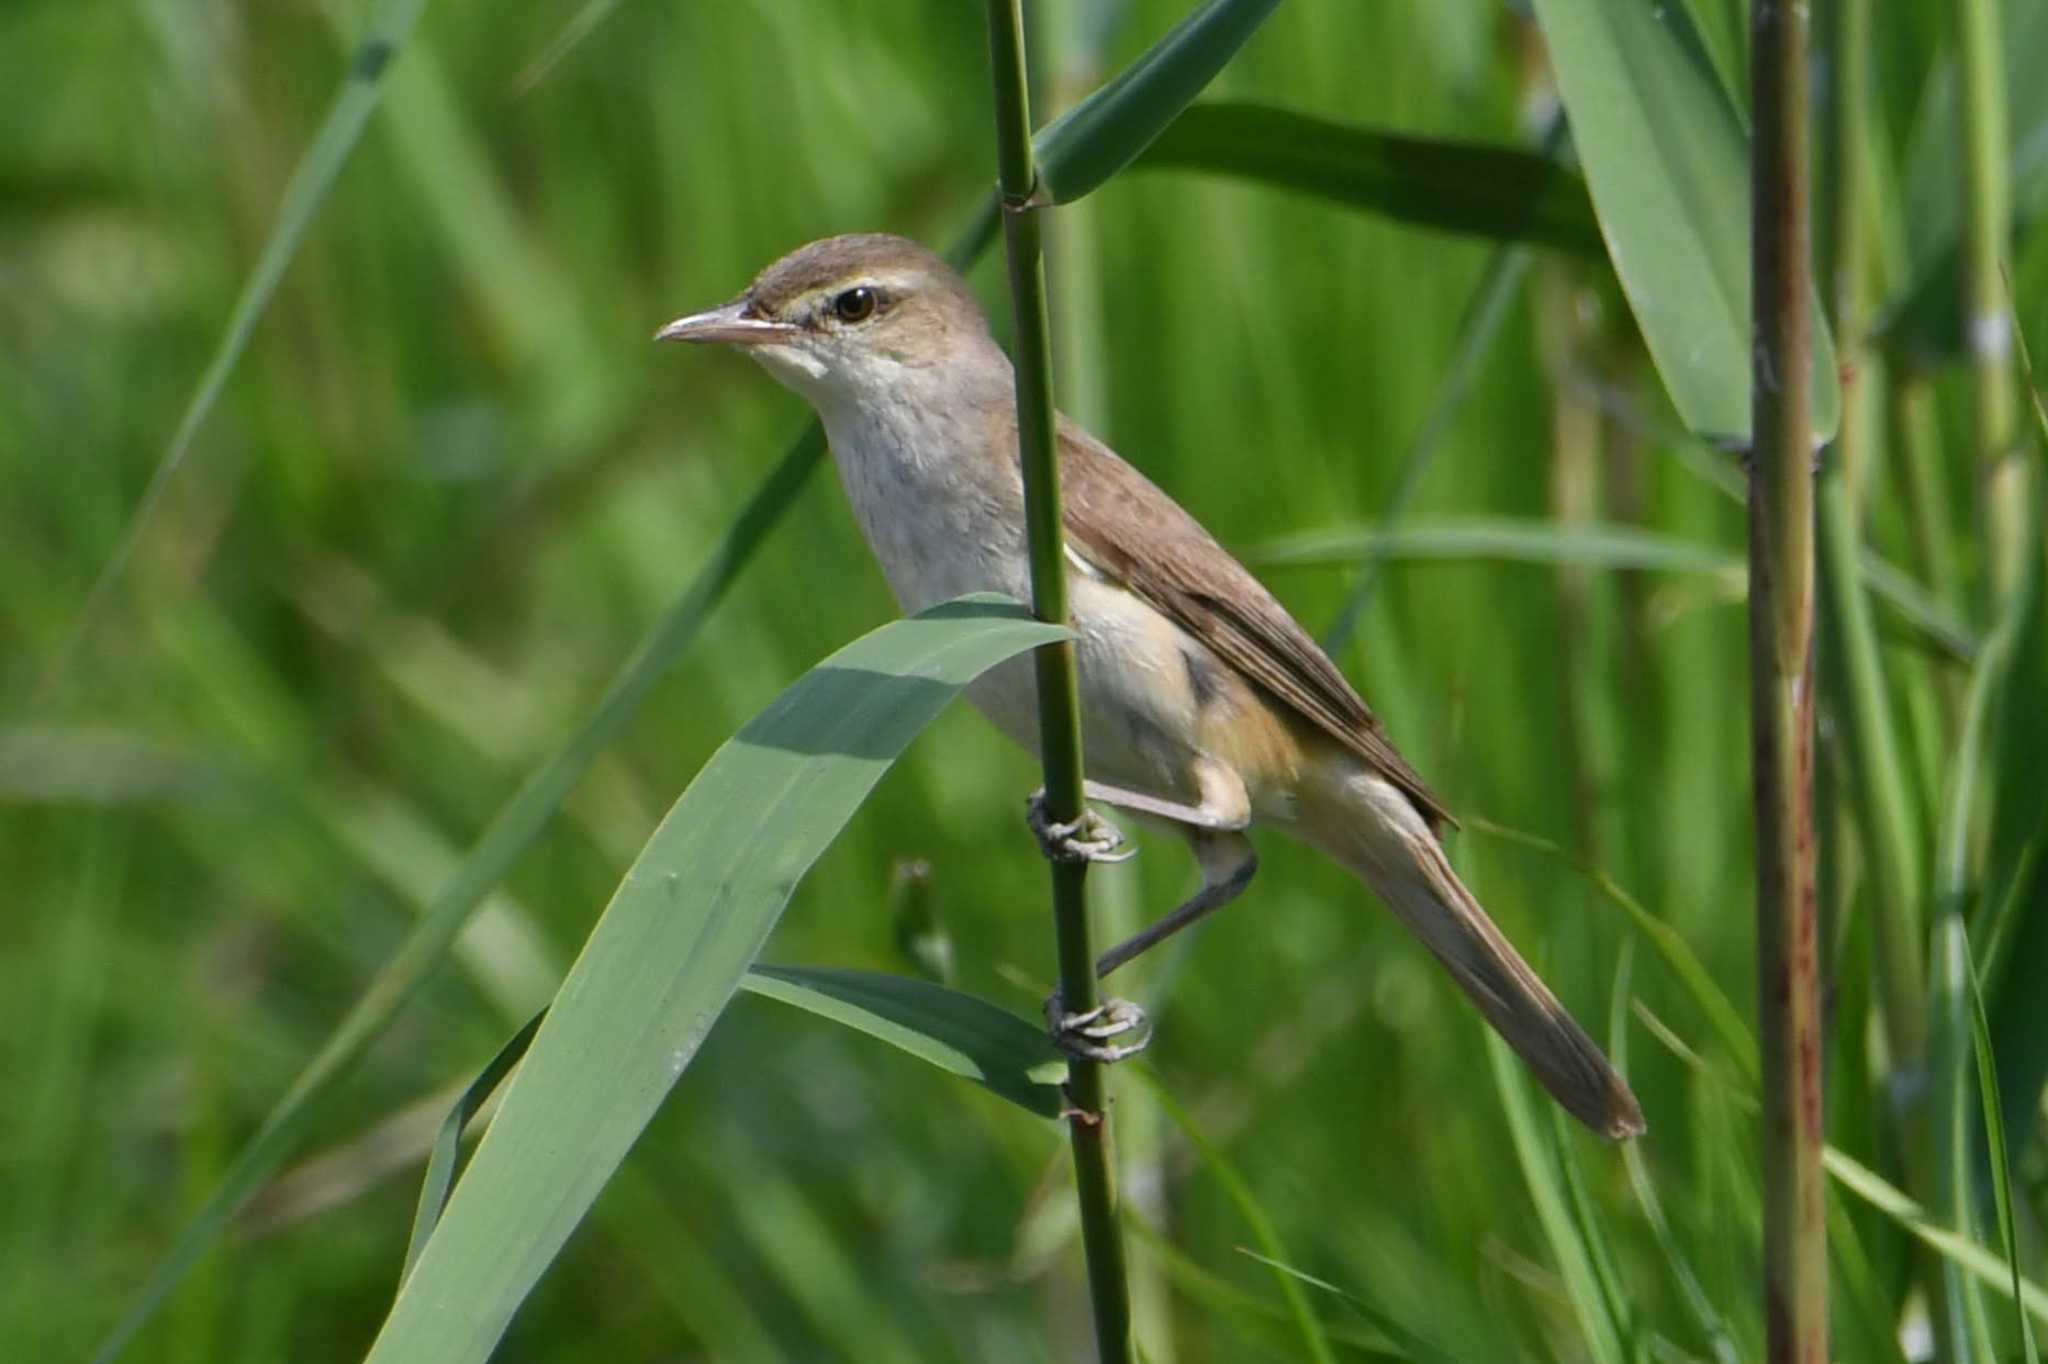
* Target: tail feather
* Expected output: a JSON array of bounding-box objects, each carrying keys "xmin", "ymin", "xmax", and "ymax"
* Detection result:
[{"xmin": 1305, "ymin": 768, "xmax": 1646, "ymax": 1141}]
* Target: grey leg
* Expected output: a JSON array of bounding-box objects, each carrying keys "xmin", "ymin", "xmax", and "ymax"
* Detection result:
[
  {"xmin": 1095, "ymin": 830, "xmax": 1257, "ymax": 979},
  {"xmin": 1082, "ymin": 779, "xmax": 1245, "ymax": 831},
  {"xmin": 1025, "ymin": 790, "xmax": 1136, "ymax": 864},
  {"xmin": 1045, "ymin": 994, "xmax": 1151, "ymax": 1062}
]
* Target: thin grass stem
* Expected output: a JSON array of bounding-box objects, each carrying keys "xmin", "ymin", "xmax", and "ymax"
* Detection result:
[
  {"xmin": 984, "ymin": 4, "xmax": 1132, "ymax": 1360},
  {"xmin": 1955, "ymin": 0, "xmax": 2024, "ymax": 598}
]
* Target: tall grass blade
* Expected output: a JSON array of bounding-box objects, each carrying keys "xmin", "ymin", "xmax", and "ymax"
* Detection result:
[
  {"xmin": 1133, "ymin": 1072, "xmax": 1339, "ymax": 1364},
  {"xmin": 363, "ymin": 597, "xmax": 1063, "ymax": 1363},
  {"xmin": 1123, "ymin": 1225, "xmax": 1414, "ymax": 1361},
  {"xmin": 1260, "ymin": 519, "xmax": 1740, "ymax": 576},
  {"xmin": 1930, "ymin": 914, "xmax": 1995, "ymax": 1362},
  {"xmin": 1879, "ymin": 0, "xmax": 2048, "ymax": 367},
  {"xmin": 1320, "ymin": 240, "xmax": 1535, "ymax": 656},
  {"xmin": 1483, "ymin": 1031, "xmax": 1627, "ymax": 1364},
  {"xmin": 1608, "ymin": 947, "xmax": 1741, "ymax": 1364},
  {"xmin": 46, "ymin": 0, "xmax": 432, "ymax": 695},
  {"xmin": 1468, "ymin": 816, "xmax": 1758, "ymax": 1082},
  {"xmin": 1963, "ymin": 925, "xmax": 2041, "ymax": 1363},
  {"xmin": 1981, "ymin": 487, "xmax": 2048, "ymax": 1141},
  {"xmin": 1232, "ymin": 1251, "xmax": 1462, "ymax": 1364},
  {"xmin": 1825, "ymin": 1147, "xmax": 2048, "ymax": 1329},
  {"xmin": 1136, "ymin": 103, "xmax": 1601, "ymax": 253}
]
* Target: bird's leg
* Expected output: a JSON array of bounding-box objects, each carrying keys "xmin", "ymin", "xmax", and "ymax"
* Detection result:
[
  {"xmin": 1025, "ymin": 790, "xmax": 1136, "ymax": 864},
  {"xmin": 1026, "ymin": 788, "xmax": 1146, "ymax": 1060},
  {"xmin": 1041, "ymin": 763, "xmax": 1255, "ymax": 1061},
  {"xmin": 1079, "ymin": 779, "xmax": 1242, "ymax": 830},
  {"xmin": 1042, "ymin": 993, "xmax": 1151, "ymax": 1063},
  {"xmin": 1096, "ymin": 830, "xmax": 1257, "ymax": 979}
]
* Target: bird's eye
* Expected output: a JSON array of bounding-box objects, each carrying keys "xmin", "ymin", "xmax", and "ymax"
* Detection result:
[{"xmin": 832, "ymin": 286, "xmax": 878, "ymax": 323}]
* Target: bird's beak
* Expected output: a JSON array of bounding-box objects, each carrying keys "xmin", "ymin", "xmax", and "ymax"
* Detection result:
[{"xmin": 653, "ymin": 299, "xmax": 798, "ymax": 347}]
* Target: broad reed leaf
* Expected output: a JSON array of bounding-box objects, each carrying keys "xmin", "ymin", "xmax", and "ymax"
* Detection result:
[
  {"xmin": 86, "ymin": 425, "xmax": 826, "ymax": 1364},
  {"xmin": 1035, "ymin": 0, "xmax": 1280, "ymax": 204},
  {"xmin": 1528, "ymin": 0, "xmax": 1840, "ymax": 445},
  {"xmin": 1135, "ymin": 103, "xmax": 1601, "ymax": 253},
  {"xmin": 364, "ymin": 597, "xmax": 1063, "ymax": 1364},
  {"xmin": 738, "ymin": 965, "xmax": 1066, "ymax": 1117}
]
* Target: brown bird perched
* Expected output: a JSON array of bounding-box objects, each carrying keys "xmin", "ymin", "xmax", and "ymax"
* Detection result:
[{"xmin": 658, "ymin": 233, "xmax": 1644, "ymax": 1140}]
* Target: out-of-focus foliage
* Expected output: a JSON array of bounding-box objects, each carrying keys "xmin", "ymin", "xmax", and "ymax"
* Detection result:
[{"xmin": 2, "ymin": 1, "xmax": 2045, "ymax": 1361}]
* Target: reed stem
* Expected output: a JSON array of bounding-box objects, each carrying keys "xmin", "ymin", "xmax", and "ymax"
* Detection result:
[
  {"xmin": 1750, "ymin": 1, "xmax": 1828, "ymax": 1358},
  {"xmin": 984, "ymin": 4, "xmax": 1133, "ymax": 1360}
]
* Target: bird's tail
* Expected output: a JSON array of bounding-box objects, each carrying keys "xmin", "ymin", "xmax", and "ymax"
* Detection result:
[{"xmin": 1297, "ymin": 764, "xmax": 1645, "ymax": 1140}]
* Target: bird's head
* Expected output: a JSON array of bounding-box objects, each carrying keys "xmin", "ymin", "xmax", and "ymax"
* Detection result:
[{"xmin": 655, "ymin": 233, "xmax": 1005, "ymax": 408}]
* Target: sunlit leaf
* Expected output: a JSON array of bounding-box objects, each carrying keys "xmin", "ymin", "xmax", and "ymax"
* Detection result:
[
  {"xmin": 1035, "ymin": 0, "xmax": 1280, "ymax": 204},
  {"xmin": 1529, "ymin": 0, "xmax": 1841, "ymax": 444},
  {"xmin": 365, "ymin": 597, "xmax": 1064, "ymax": 1364}
]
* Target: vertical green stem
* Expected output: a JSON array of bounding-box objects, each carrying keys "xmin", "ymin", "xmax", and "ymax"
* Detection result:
[
  {"xmin": 983, "ymin": 4, "xmax": 1132, "ymax": 1361},
  {"xmin": 1955, "ymin": 0, "xmax": 2022, "ymax": 599},
  {"xmin": 1819, "ymin": 0, "xmax": 1928, "ymax": 1128},
  {"xmin": 1750, "ymin": 2, "xmax": 1827, "ymax": 1361}
]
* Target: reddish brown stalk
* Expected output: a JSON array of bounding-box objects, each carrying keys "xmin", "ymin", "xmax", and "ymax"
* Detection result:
[{"xmin": 1750, "ymin": 1, "xmax": 1828, "ymax": 1361}]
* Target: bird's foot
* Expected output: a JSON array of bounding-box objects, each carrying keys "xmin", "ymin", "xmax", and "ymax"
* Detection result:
[
  {"xmin": 1026, "ymin": 790, "xmax": 1135, "ymax": 864},
  {"xmin": 1044, "ymin": 992, "xmax": 1151, "ymax": 1063}
]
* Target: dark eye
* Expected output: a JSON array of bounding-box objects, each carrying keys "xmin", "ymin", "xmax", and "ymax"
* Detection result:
[{"xmin": 832, "ymin": 286, "xmax": 877, "ymax": 323}]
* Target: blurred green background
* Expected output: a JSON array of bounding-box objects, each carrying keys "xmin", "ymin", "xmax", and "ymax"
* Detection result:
[{"xmin": 4, "ymin": 0, "xmax": 2044, "ymax": 1360}]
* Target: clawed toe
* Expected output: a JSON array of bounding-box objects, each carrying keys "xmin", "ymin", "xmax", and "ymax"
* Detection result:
[
  {"xmin": 1026, "ymin": 790, "xmax": 1135, "ymax": 864},
  {"xmin": 1045, "ymin": 992, "xmax": 1151, "ymax": 1063}
]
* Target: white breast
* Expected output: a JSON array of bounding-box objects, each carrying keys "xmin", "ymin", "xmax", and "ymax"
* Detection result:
[{"xmin": 819, "ymin": 392, "xmax": 1031, "ymax": 613}]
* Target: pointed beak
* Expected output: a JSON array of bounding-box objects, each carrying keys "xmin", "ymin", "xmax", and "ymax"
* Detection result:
[{"xmin": 653, "ymin": 299, "xmax": 798, "ymax": 347}]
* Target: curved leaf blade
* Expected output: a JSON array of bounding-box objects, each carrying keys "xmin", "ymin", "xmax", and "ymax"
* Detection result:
[
  {"xmin": 1035, "ymin": 0, "xmax": 1280, "ymax": 204},
  {"xmin": 1137, "ymin": 103, "xmax": 1602, "ymax": 254},
  {"xmin": 1529, "ymin": 0, "xmax": 1840, "ymax": 444},
  {"xmin": 363, "ymin": 596, "xmax": 1063, "ymax": 1364},
  {"xmin": 399, "ymin": 1012, "xmax": 546, "ymax": 1289},
  {"xmin": 741, "ymin": 965, "xmax": 1066, "ymax": 1117}
]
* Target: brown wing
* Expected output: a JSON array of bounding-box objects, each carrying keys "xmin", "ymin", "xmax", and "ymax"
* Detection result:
[{"xmin": 1055, "ymin": 417, "xmax": 1452, "ymax": 833}]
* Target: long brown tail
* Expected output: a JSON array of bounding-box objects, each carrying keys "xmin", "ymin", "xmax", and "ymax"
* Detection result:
[{"xmin": 1300, "ymin": 764, "xmax": 1646, "ymax": 1140}]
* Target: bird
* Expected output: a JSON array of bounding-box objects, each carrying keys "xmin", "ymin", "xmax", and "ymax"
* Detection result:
[{"xmin": 656, "ymin": 233, "xmax": 1644, "ymax": 1140}]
